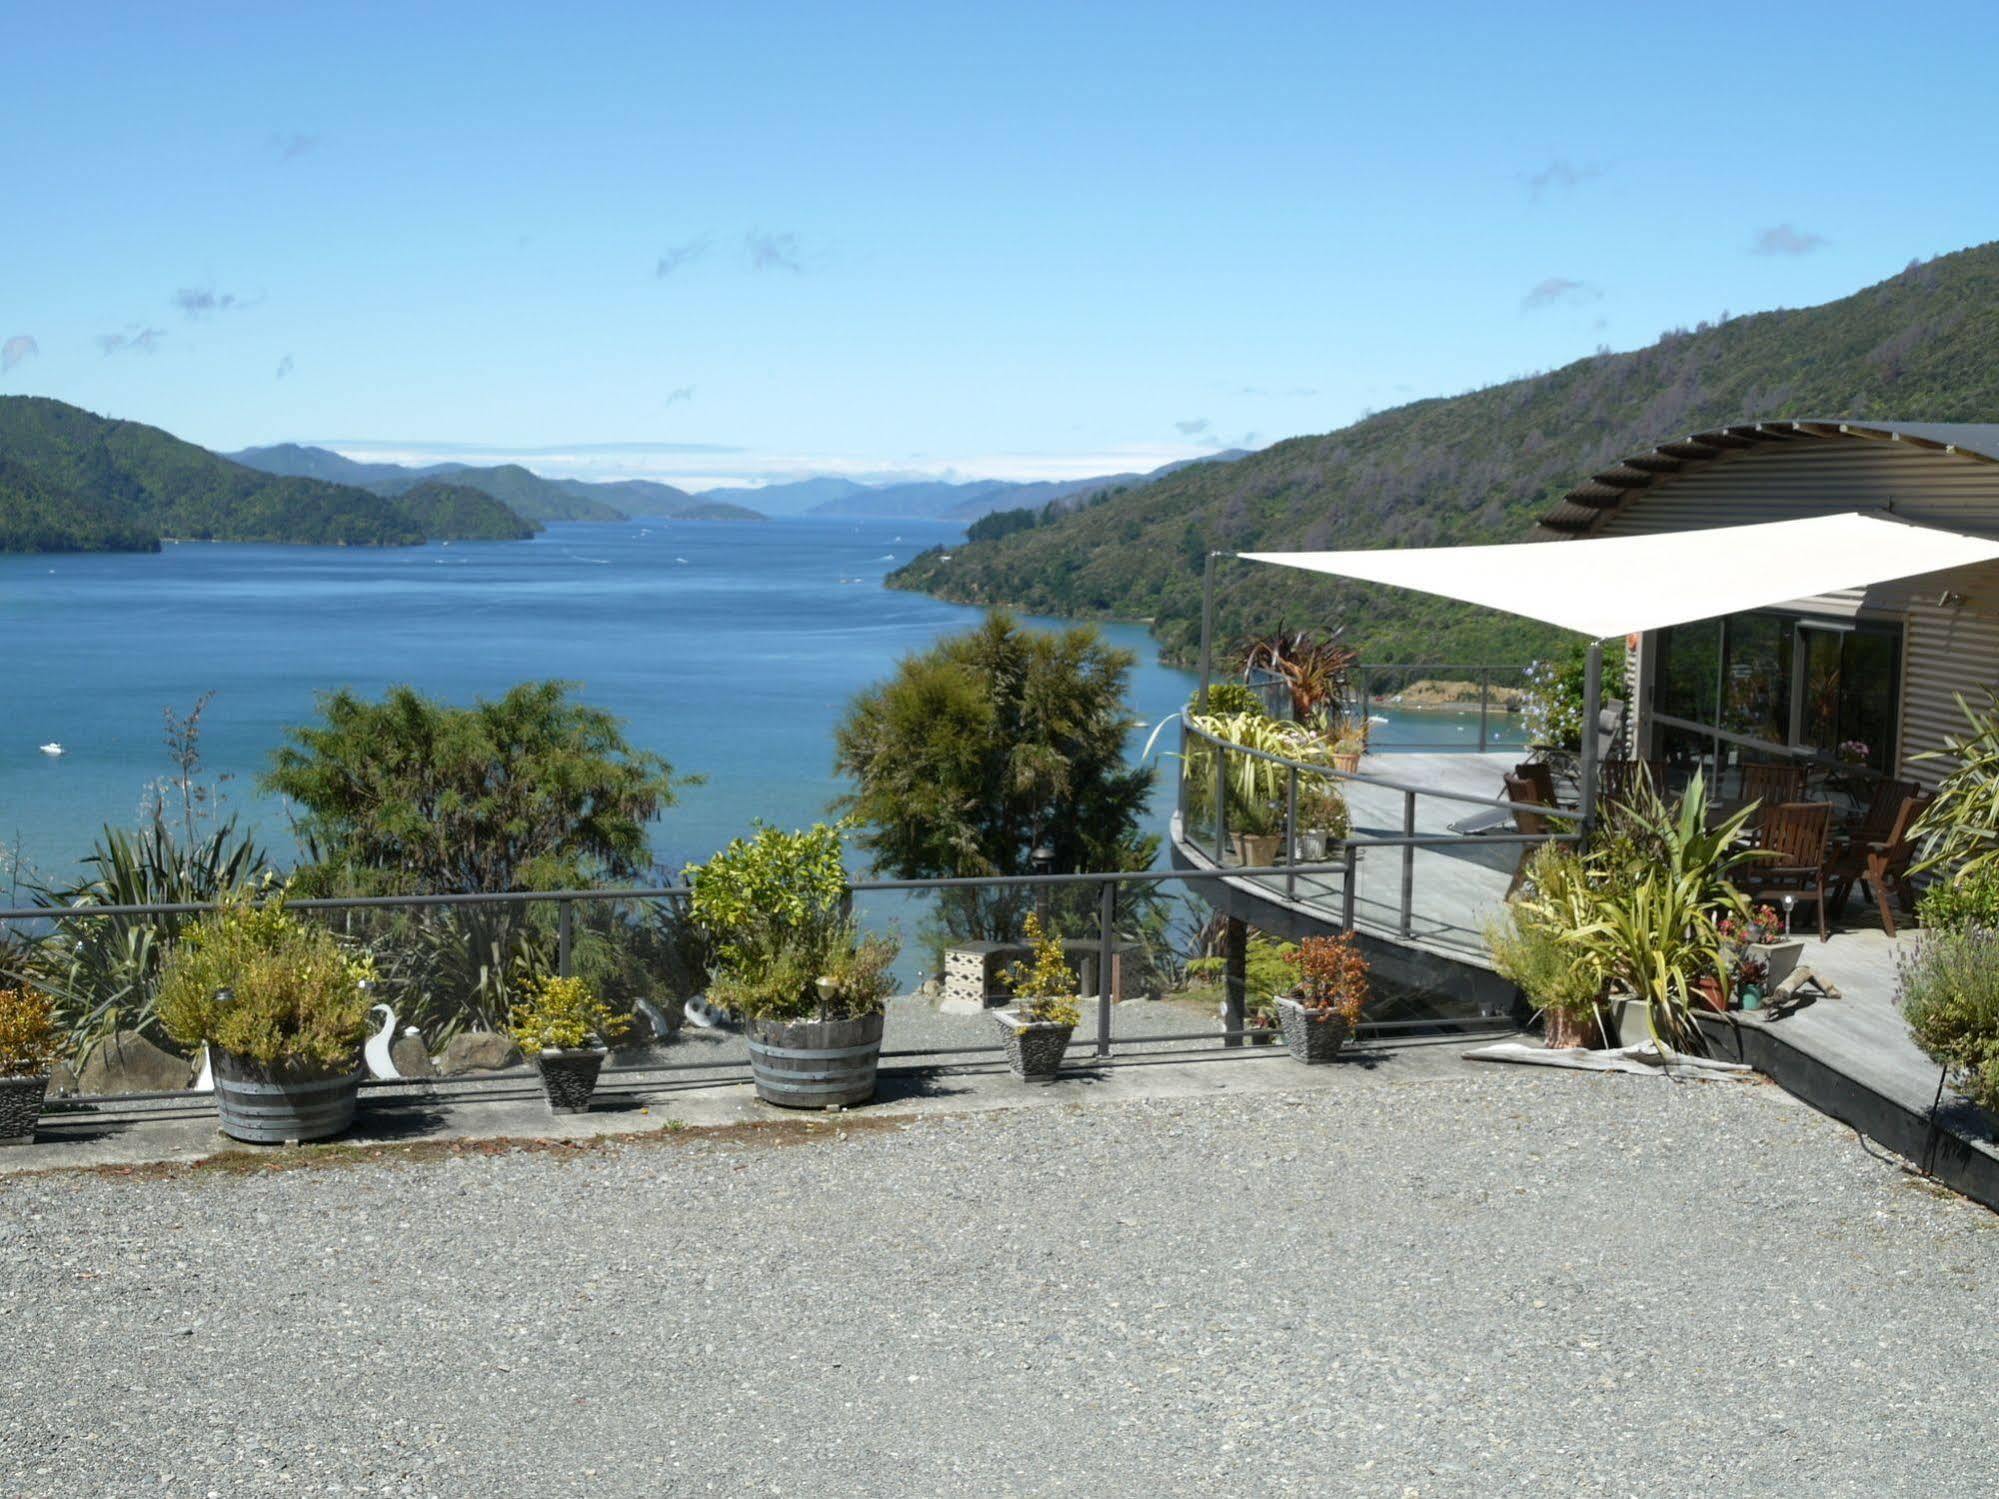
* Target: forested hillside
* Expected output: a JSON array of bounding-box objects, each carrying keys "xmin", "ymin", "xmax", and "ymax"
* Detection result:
[
  {"xmin": 891, "ymin": 245, "xmax": 1999, "ymax": 664},
  {"xmin": 0, "ymin": 398, "xmax": 499, "ymax": 551}
]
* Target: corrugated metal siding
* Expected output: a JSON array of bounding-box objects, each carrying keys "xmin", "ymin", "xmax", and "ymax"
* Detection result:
[
  {"xmin": 1596, "ymin": 437, "xmax": 1999, "ymax": 620},
  {"xmin": 1901, "ymin": 597, "xmax": 1999, "ymax": 785}
]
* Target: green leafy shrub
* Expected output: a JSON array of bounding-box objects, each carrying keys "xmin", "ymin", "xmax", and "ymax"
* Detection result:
[
  {"xmin": 1917, "ymin": 863, "xmax": 1999, "ymax": 934},
  {"xmin": 1284, "ymin": 933, "xmax": 1370, "ymax": 1026},
  {"xmin": 1186, "ymin": 933, "xmax": 1296, "ymax": 1033},
  {"xmin": 1199, "ymin": 682, "xmax": 1266, "ymax": 717},
  {"xmin": 156, "ymin": 887, "xmax": 374, "ymax": 1075},
  {"xmin": 506, "ymin": 974, "xmax": 630, "ymax": 1055},
  {"xmin": 1485, "ymin": 848, "xmax": 1603, "ymax": 1021},
  {"xmin": 1912, "ymin": 692, "xmax": 1999, "ymax": 877},
  {"xmin": 1897, "ymin": 928, "xmax": 1999, "ymax": 1114},
  {"xmin": 1000, "ymin": 913, "xmax": 1080, "ymax": 1027},
  {"xmin": 690, "ymin": 821, "xmax": 898, "ymax": 1022},
  {"xmin": 0, "ymin": 985, "xmax": 62, "ymax": 1077}
]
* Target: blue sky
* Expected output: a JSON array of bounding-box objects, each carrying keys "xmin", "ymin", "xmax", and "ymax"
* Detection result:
[{"xmin": 7, "ymin": 1, "xmax": 1999, "ymax": 490}]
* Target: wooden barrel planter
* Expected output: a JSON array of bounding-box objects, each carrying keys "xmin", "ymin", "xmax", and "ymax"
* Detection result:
[
  {"xmin": 744, "ymin": 1013, "xmax": 884, "ymax": 1109},
  {"xmin": 210, "ymin": 1049, "xmax": 361, "ymax": 1144}
]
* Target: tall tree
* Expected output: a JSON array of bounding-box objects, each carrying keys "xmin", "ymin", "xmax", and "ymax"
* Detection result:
[
  {"xmin": 264, "ymin": 680, "xmax": 683, "ymax": 894},
  {"xmin": 834, "ymin": 612, "xmax": 1155, "ymax": 937}
]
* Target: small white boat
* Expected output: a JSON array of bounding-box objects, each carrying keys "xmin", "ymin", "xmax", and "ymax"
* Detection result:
[{"xmin": 39, "ymin": 742, "xmax": 63, "ymax": 756}]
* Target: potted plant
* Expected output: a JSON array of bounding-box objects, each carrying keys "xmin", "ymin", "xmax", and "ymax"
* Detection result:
[
  {"xmin": 691, "ymin": 821, "xmax": 900, "ymax": 1109},
  {"xmin": 508, "ymin": 974, "xmax": 630, "ymax": 1114},
  {"xmin": 1484, "ymin": 848, "xmax": 1604, "ymax": 1048},
  {"xmin": 993, "ymin": 913, "xmax": 1080, "ymax": 1082},
  {"xmin": 1275, "ymin": 933, "xmax": 1370, "ymax": 1063},
  {"xmin": 0, "ymin": 984, "xmax": 62, "ymax": 1147},
  {"xmin": 1292, "ymin": 773, "xmax": 1352, "ymax": 863},
  {"xmin": 1229, "ymin": 793, "xmax": 1284, "ymax": 868},
  {"xmin": 1720, "ymin": 903, "xmax": 1802, "ymax": 992},
  {"xmin": 157, "ymin": 886, "xmax": 375, "ymax": 1144},
  {"xmin": 1329, "ymin": 721, "xmax": 1368, "ymax": 775}
]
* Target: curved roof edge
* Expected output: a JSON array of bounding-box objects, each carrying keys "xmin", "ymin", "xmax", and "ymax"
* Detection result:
[{"xmin": 1537, "ymin": 419, "xmax": 1999, "ymax": 538}]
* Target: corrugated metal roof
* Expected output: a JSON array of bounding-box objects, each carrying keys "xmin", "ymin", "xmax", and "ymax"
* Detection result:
[{"xmin": 1536, "ymin": 419, "xmax": 1999, "ymax": 538}]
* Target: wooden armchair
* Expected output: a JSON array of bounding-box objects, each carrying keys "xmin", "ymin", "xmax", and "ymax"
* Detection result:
[
  {"xmin": 1597, "ymin": 758, "xmax": 1666, "ymax": 811},
  {"xmin": 1742, "ymin": 801, "xmax": 1834, "ymax": 942},
  {"xmin": 1502, "ymin": 771, "xmax": 1555, "ymax": 898},
  {"xmin": 1829, "ymin": 787, "xmax": 1934, "ymax": 938},
  {"xmin": 1512, "ymin": 761, "xmax": 1558, "ymax": 808}
]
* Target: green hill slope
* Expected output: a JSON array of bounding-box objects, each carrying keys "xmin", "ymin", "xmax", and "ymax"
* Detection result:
[
  {"xmin": 391, "ymin": 480, "xmax": 540, "ymax": 540},
  {"xmin": 891, "ymin": 245, "xmax": 1999, "ymax": 664},
  {"xmin": 0, "ymin": 398, "xmax": 443, "ymax": 550},
  {"xmin": 365, "ymin": 463, "xmax": 628, "ymax": 523}
]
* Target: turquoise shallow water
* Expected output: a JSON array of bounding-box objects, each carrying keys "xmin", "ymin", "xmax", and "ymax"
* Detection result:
[{"xmin": 0, "ymin": 516, "xmax": 1512, "ymax": 884}]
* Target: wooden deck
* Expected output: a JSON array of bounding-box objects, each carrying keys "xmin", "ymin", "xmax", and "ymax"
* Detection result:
[{"xmin": 1170, "ymin": 747, "xmax": 1999, "ymax": 1208}]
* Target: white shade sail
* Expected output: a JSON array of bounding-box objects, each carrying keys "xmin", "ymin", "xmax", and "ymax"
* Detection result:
[{"xmin": 1239, "ymin": 511, "xmax": 1999, "ymax": 640}]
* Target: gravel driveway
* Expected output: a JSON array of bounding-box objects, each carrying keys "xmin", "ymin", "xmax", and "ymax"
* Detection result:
[{"xmin": 2, "ymin": 1068, "xmax": 1992, "ymax": 1496}]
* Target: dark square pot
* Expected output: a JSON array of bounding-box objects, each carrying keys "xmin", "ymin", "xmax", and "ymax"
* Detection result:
[
  {"xmin": 993, "ymin": 1008, "xmax": 1075, "ymax": 1082},
  {"xmin": 534, "ymin": 1049, "xmax": 607, "ymax": 1114},
  {"xmin": 0, "ymin": 1074, "xmax": 50, "ymax": 1146},
  {"xmin": 1275, "ymin": 996, "xmax": 1353, "ymax": 1065}
]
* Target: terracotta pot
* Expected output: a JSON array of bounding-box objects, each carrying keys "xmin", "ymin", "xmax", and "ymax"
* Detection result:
[
  {"xmin": 1333, "ymin": 752, "xmax": 1361, "ymax": 774},
  {"xmin": 1540, "ymin": 1008, "xmax": 1602, "ymax": 1050},
  {"xmin": 1692, "ymin": 975, "xmax": 1729, "ymax": 1014}
]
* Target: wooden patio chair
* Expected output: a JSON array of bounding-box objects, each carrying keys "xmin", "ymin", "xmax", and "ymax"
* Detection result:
[
  {"xmin": 1742, "ymin": 801, "xmax": 1835, "ymax": 942},
  {"xmin": 1829, "ymin": 787, "xmax": 1934, "ymax": 938},
  {"xmin": 1597, "ymin": 758, "xmax": 1665, "ymax": 811},
  {"xmin": 1512, "ymin": 760, "xmax": 1558, "ymax": 808},
  {"xmin": 1739, "ymin": 760, "xmax": 1808, "ymax": 807},
  {"xmin": 1502, "ymin": 771, "xmax": 1555, "ymax": 898}
]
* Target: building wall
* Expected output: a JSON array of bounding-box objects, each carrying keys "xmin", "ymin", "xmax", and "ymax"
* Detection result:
[{"xmin": 1598, "ymin": 435, "xmax": 1999, "ymax": 779}]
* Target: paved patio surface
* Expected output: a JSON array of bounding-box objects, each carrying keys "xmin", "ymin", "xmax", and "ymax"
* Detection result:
[{"xmin": 3, "ymin": 1043, "xmax": 1994, "ymax": 1497}]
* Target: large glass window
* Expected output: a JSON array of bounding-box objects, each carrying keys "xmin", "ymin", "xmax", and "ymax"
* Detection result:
[{"xmin": 1649, "ymin": 610, "xmax": 1901, "ymax": 772}]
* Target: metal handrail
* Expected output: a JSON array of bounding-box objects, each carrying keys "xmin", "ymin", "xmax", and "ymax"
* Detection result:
[{"xmin": 1176, "ymin": 708, "xmax": 1584, "ymax": 821}]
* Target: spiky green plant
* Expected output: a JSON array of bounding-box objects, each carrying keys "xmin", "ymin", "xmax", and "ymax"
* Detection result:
[{"xmin": 1911, "ymin": 691, "xmax": 1999, "ymax": 877}]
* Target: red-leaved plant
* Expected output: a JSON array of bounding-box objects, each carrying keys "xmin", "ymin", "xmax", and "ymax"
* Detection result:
[{"xmin": 1284, "ymin": 933, "xmax": 1370, "ymax": 1027}]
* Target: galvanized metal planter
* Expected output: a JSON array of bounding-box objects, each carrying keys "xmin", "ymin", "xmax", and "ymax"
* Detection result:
[
  {"xmin": 0, "ymin": 1074, "xmax": 50, "ymax": 1146},
  {"xmin": 992, "ymin": 1008, "xmax": 1074, "ymax": 1083},
  {"xmin": 210, "ymin": 1048, "xmax": 361, "ymax": 1145},
  {"xmin": 1275, "ymin": 995, "xmax": 1353, "ymax": 1065},
  {"xmin": 744, "ymin": 1013, "xmax": 884, "ymax": 1109},
  {"xmin": 534, "ymin": 1048, "xmax": 607, "ymax": 1114}
]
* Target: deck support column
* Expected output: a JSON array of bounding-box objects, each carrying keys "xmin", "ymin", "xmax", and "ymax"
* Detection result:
[
  {"xmin": 1196, "ymin": 551, "xmax": 1219, "ymax": 712},
  {"xmin": 1222, "ymin": 915, "xmax": 1247, "ymax": 1048},
  {"xmin": 1580, "ymin": 639, "xmax": 1603, "ymax": 845}
]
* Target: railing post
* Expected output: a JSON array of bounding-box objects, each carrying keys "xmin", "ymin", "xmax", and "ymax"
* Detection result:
[
  {"xmin": 1284, "ymin": 765, "xmax": 1298, "ymax": 900},
  {"xmin": 1212, "ymin": 740, "xmax": 1228, "ymax": 862},
  {"xmin": 1096, "ymin": 880, "xmax": 1116, "ymax": 1058},
  {"xmin": 1222, "ymin": 914, "xmax": 1246, "ymax": 1048},
  {"xmin": 1478, "ymin": 666, "xmax": 1490, "ymax": 754},
  {"xmin": 1400, "ymin": 791, "xmax": 1416, "ymax": 938},
  {"xmin": 557, "ymin": 898, "xmax": 574, "ymax": 978},
  {"xmin": 1341, "ymin": 841, "xmax": 1358, "ymax": 932}
]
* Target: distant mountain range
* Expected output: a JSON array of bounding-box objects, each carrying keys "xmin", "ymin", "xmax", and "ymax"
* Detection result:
[
  {"xmin": 0, "ymin": 398, "xmax": 532, "ymax": 552},
  {"xmin": 228, "ymin": 444, "xmax": 764, "ymax": 524},
  {"xmin": 694, "ymin": 452, "xmax": 1250, "ymax": 521}
]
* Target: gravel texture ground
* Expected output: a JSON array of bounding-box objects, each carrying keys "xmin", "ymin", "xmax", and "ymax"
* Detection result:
[{"xmin": 3, "ymin": 1067, "xmax": 1993, "ymax": 1496}]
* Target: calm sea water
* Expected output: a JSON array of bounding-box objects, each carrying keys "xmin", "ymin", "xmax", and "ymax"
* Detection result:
[{"xmin": 0, "ymin": 516, "xmax": 1504, "ymax": 884}]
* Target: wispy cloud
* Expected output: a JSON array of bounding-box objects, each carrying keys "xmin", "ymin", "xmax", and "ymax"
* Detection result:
[
  {"xmin": 1752, "ymin": 223, "xmax": 1827, "ymax": 256},
  {"xmin": 97, "ymin": 326, "xmax": 166, "ymax": 355},
  {"xmin": 663, "ymin": 385, "xmax": 696, "ymax": 407},
  {"xmin": 270, "ymin": 131, "xmax": 317, "ymax": 161},
  {"xmin": 655, "ymin": 236, "xmax": 711, "ymax": 278},
  {"xmin": 1174, "ymin": 418, "xmax": 1210, "ymax": 436},
  {"xmin": 745, "ymin": 229, "xmax": 805, "ymax": 273},
  {"xmin": 275, "ymin": 354, "xmax": 295, "ymax": 380},
  {"xmin": 173, "ymin": 286, "xmax": 249, "ymax": 318},
  {"xmin": 1, "ymin": 334, "xmax": 37, "ymax": 373},
  {"xmin": 1524, "ymin": 159, "xmax": 1605, "ymax": 199},
  {"xmin": 1521, "ymin": 277, "xmax": 1600, "ymax": 311}
]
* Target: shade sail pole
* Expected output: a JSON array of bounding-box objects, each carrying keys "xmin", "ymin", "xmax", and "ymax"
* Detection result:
[
  {"xmin": 1580, "ymin": 639, "xmax": 1603, "ymax": 843},
  {"xmin": 1195, "ymin": 551, "xmax": 1219, "ymax": 712}
]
